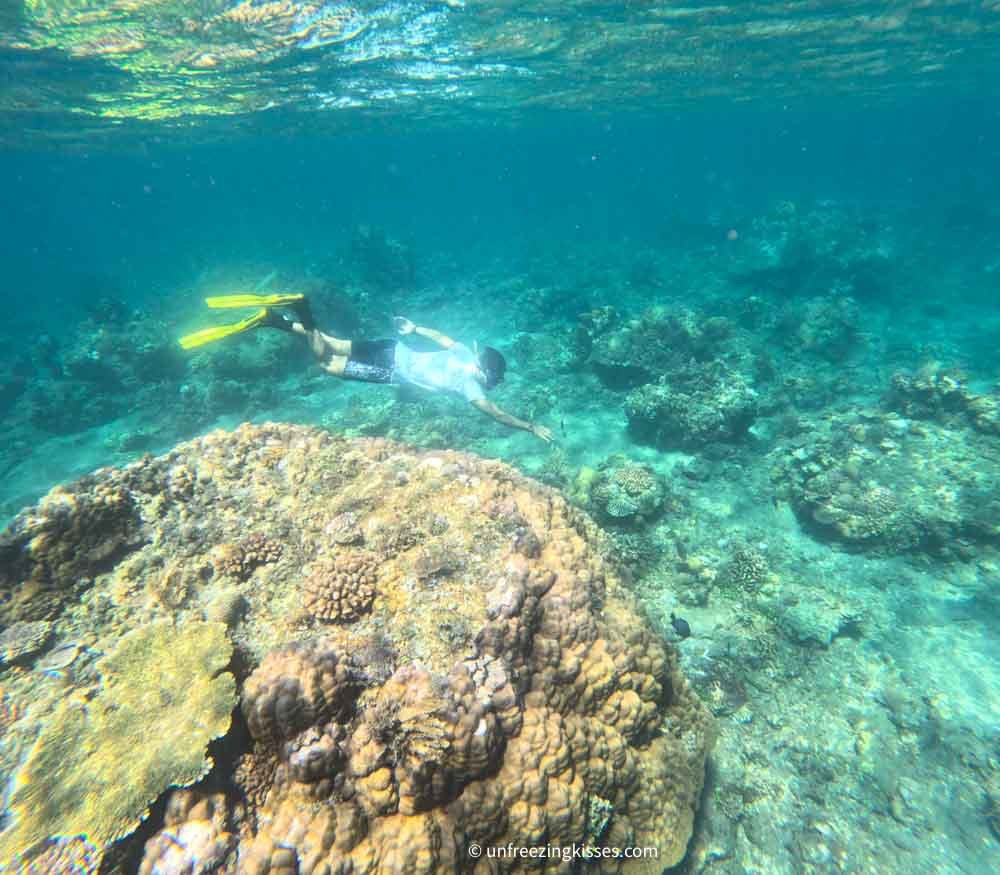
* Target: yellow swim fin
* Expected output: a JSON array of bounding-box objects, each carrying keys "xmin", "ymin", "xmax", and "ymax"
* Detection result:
[
  {"xmin": 205, "ymin": 293, "xmax": 305, "ymax": 309},
  {"xmin": 178, "ymin": 308, "xmax": 269, "ymax": 350}
]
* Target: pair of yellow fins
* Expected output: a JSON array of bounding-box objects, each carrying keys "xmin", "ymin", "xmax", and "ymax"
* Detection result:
[{"xmin": 178, "ymin": 293, "xmax": 304, "ymax": 350}]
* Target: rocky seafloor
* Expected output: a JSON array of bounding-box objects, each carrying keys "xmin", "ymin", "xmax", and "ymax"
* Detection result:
[{"xmin": 2, "ymin": 201, "xmax": 1000, "ymax": 873}]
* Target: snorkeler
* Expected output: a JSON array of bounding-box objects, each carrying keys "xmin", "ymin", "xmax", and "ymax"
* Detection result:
[{"xmin": 179, "ymin": 293, "xmax": 553, "ymax": 442}]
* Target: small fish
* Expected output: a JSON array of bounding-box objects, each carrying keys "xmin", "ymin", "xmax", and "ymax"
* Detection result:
[
  {"xmin": 670, "ymin": 613, "xmax": 691, "ymax": 639},
  {"xmin": 560, "ymin": 418, "xmax": 566, "ymax": 436}
]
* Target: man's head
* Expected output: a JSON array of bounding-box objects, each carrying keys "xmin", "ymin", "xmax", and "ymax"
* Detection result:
[{"xmin": 477, "ymin": 345, "xmax": 506, "ymax": 390}]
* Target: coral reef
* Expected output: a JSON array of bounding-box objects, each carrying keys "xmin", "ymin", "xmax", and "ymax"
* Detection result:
[
  {"xmin": 588, "ymin": 305, "xmax": 733, "ymax": 389},
  {"xmin": 774, "ymin": 294, "xmax": 862, "ymax": 362},
  {"xmin": 21, "ymin": 308, "xmax": 186, "ymax": 436},
  {"xmin": 0, "ymin": 621, "xmax": 234, "ymax": 865},
  {"xmin": 0, "ymin": 473, "xmax": 138, "ymax": 624},
  {"xmin": 213, "ymin": 533, "xmax": 282, "ymax": 581},
  {"xmin": 772, "ymin": 407, "xmax": 1000, "ymax": 556},
  {"xmin": 25, "ymin": 380, "xmax": 120, "ymax": 434},
  {"xmin": 349, "ymin": 224, "xmax": 417, "ymax": 291},
  {"xmin": 722, "ymin": 546, "xmax": 770, "ymax": 592},
  {"xmin": 0, "ymin": 619, "xmax": 52, "ymax": 665},
  {"xmin": 572, "ymin": 305, "xmax": 619, "ymax": 363},
  {"xmin": 586, "ymin": 456, "xmax": 666, "ymax": 525},
  {"xmin": 302, "ymin": 550, "xmax": 379, "ymax": 622},
  {"xmin": 625, "ymin": 361, "xmax": 758, "ymax": 451},
  {"xmin": 242, "ymin": 641, "xmax": 362, "ymax": 747},
  {"xmin": 0, "ymin": 423, "xmax": 712, "ymax": 872},
  {"xmin": 732, "ymin": 201, "xmax": 896, "ymax": 301},
  {"xmin": 6, "ymin": 837, "xmax": 100, "ymax": 875},
  {"xmin": 885, "ymin": 365, "xmax": 1000, "ymax": 435}
]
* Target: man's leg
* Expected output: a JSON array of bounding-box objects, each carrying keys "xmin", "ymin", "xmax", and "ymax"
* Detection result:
[
  {"xmin": 270, "ymin": 296, "xmax": 352, "ymax": 356},
  {"xmin": 322, "ymin": 354, "xmax": 349, "ymax": 376},
  {"xmin": 289, "ymin": 324, "xmax": 352, "ymax": 372},
  {"xmin": 260, "ymin": 298, "xmax": 392, "ymax": 383}
]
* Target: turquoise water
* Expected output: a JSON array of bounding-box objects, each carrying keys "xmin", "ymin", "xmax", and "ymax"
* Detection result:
[{"xmin": 2, "ymin": 2, "xmax": 1000, "ymax": 874}]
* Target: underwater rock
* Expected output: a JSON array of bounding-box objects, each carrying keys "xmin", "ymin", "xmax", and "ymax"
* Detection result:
[{"xmin": 0, "ymin": 423, "xmax": 713, "ymax": 872}]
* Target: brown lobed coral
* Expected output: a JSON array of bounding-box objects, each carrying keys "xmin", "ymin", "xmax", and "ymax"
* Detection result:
[
  {"xmin": 1, "ymin": 423, "xmax": 712, "ymax": 872},
  {"xmin": 138, "ymin": 790, "xmax": 236, "ymax": 875},
  {"xmin": 242, "ymin": 641, "xmax": 362, "ymax": 748}
]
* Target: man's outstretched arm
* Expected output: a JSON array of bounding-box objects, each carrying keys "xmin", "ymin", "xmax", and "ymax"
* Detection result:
[
  {"xmin": 393, "ymin": 316, "xmax": 454, "ymax": 349},
  {"xmin": 472, "ymin": 399, "xmax": 553, "ymax": 442}
]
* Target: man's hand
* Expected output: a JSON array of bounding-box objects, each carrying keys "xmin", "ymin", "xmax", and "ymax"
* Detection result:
[
  {"xmin": 473, "ymin": 399, "xmax": 554, "ymax": 442},
  {"xmin": 393, "ymin": 316, "xmax": 416, "ymax": 335}
]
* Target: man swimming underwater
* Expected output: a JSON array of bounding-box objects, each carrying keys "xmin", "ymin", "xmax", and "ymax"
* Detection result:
[{"xmin": 180, "ymin": 293, "xmax": 553, "ymax": 442}]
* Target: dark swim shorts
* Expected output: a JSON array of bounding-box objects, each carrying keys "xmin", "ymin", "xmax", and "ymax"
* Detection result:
[{"xmin": 342, "ymin": 339, "xmax": 397, "ymax": 383}]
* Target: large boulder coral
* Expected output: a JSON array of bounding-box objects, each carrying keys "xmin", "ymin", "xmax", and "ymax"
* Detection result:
[{"xmin": 0, "ymin": 423, "xmax": 713, "ymax": 872}]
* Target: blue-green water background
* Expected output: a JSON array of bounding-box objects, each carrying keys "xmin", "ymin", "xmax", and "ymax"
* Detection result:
[{"xmin": 5, "ymin": 99, "xmax": 999, "ymax": 321}]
